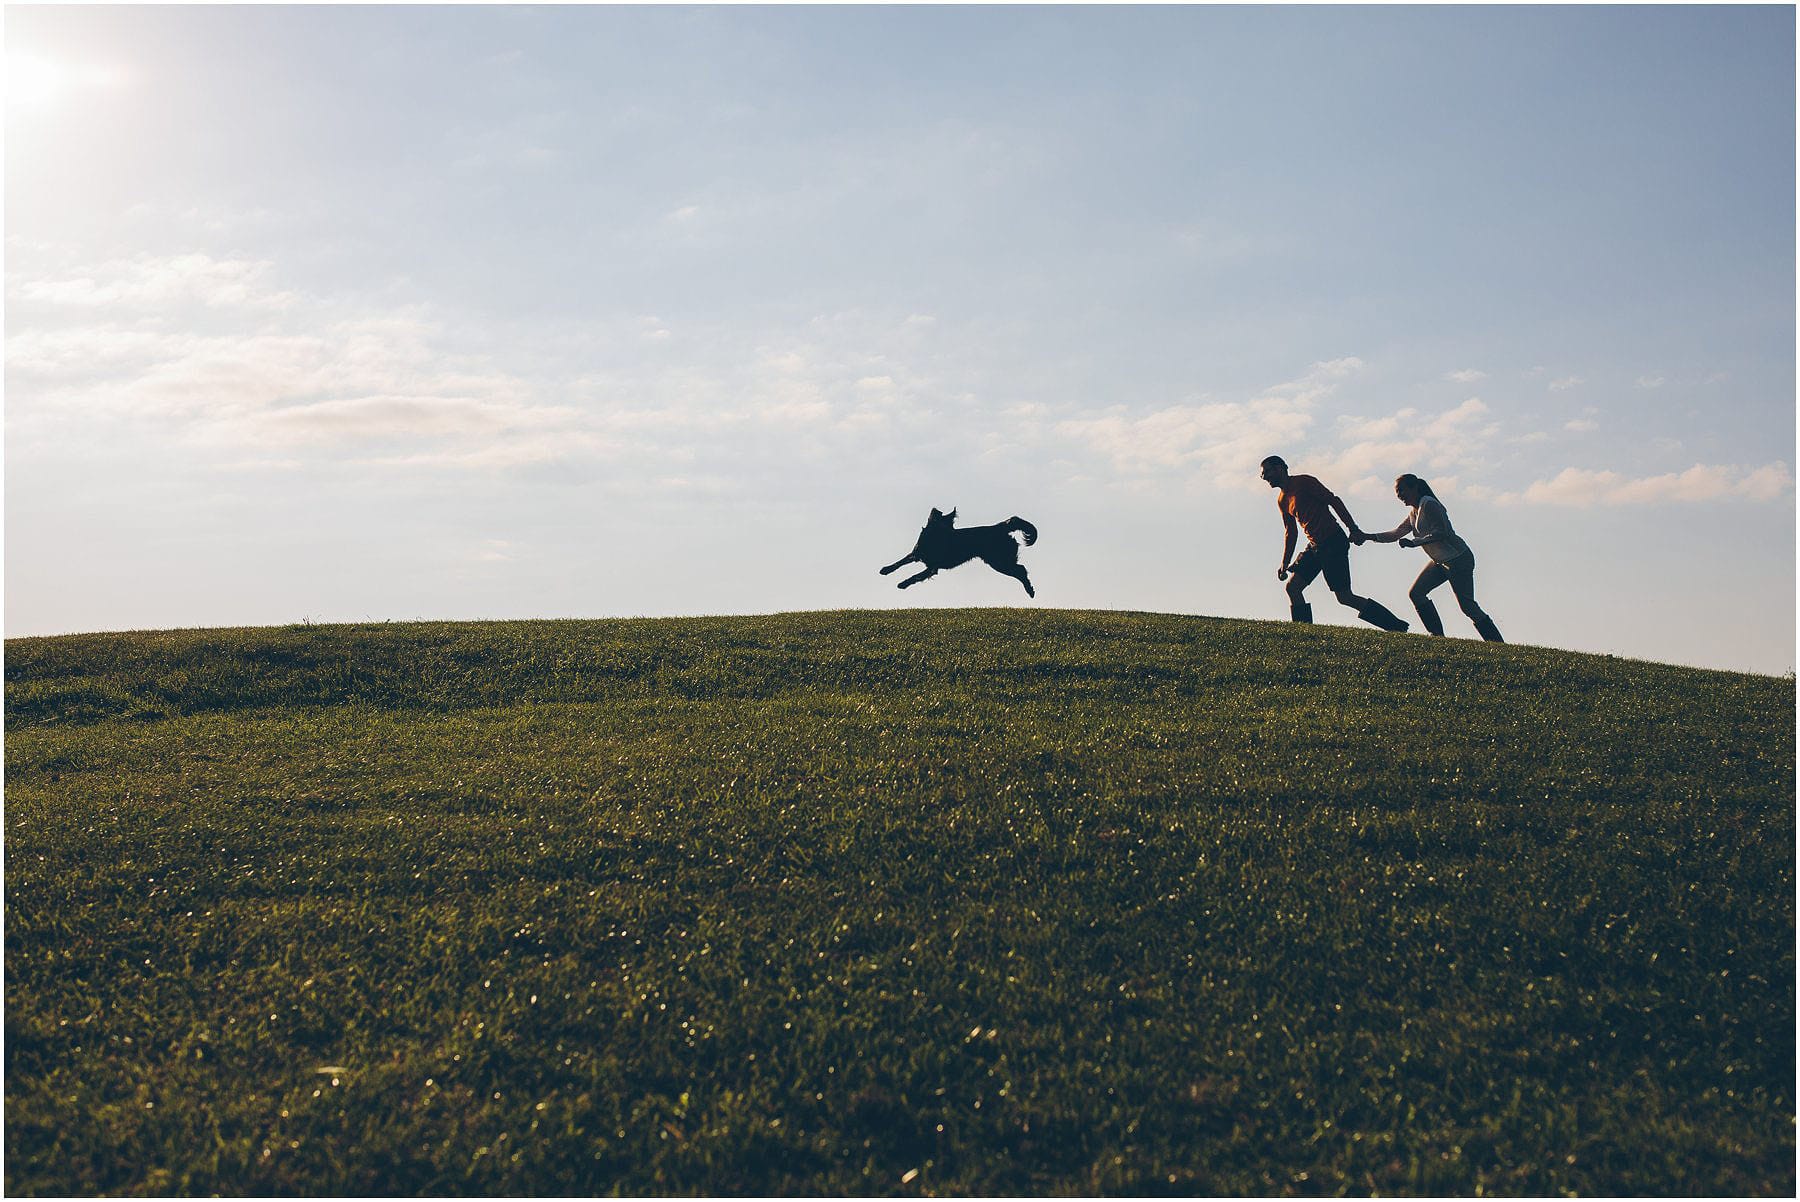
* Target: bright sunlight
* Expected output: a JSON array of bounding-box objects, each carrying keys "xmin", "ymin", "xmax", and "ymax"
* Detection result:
[{"xmin": 5, "ymin": 49, "xmax": 129, "ymax": 113}]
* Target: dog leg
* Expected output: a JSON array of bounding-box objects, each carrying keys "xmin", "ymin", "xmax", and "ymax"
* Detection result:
[
  {"xmin": 897, "ymin": 567, "xmax": 937, "ymax": 589},
  {"xmin": 994, "ymin": 563, "xmax": 1035, "ymax": 598},
  {"xmin": 879, "ymin": 555, "xmax": 917, "ymax": 576}
]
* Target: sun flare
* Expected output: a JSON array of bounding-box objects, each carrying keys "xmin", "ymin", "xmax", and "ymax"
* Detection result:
[{"xmin": 6, "ymin": 50, "xmax": 128, "ymax": 112}]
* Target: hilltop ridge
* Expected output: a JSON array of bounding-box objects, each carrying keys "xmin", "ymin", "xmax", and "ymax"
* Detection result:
[{"xmin": 5, "ymin": 608, "xmax": 1783, "ymax": 731}]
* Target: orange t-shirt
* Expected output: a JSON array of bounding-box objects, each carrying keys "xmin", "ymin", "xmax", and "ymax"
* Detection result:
[{"xmin": 1279, "ymin": 474, "xmax": 1345, "ymax": 545}]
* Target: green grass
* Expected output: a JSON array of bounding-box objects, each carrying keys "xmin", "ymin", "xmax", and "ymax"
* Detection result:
[{"xmin": 5, "ymin": 609, "xmax": 1793, "ymax": 1195}]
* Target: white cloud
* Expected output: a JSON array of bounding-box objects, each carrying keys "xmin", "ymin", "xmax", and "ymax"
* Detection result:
[
  {"xmin": 1304, "ymin": 398, "xmax": 1496, "ymax": 497},
  {"xmin": 1445, "ymin": 368, "xmax": 1486, "ymax": 383},
  {"xmin": 1502, "ymin": 462, "xmax": 1793, "ymax": 507},
  {"xmin": 354, "ymin": 433, "xmax": 611, "ymax": 471},
  {"xmin": 1046, "ymin": 369, "xmax": 1517, "ymax": 501},
  {"xmin": 1355, "ymin": 398, "xmax": 1488, "ymax": 449},
  {"xmin": 1335, "ymin": 408, "xmax": 1416, "ymax": 441},
  {"xmin": 754, "ymin": 397, "xmax": 834, "ymax": 423},
  {"xmin": 1282, "ymin": 356, "xmax": 1366, "ymax": 393},
  {"xmin": 227, "ymin": 394, "xmax": 584, "ymax": 446},
  {"xmin": 7, "ymin": 256, "xmax": 604, "ymax": 470},
  {"xmin": 5, "ymin": 326, "xmax": 187, "ymax": 378},
  {"xmin": 14, "ymin": 253, "xmax": 296, "ymax": 310},
  {"xmin": 1635, "ymin": 375, "xmax": 1666, "ymax": 389},
  {"xmin": 1052, "ymin": 357, "xmax": 1364, "ymax": 478},
  {"xmin": 1548, "ymin": 375, "xmax": 1584, "ymax": 391},
  {"xmin": 1311, "ymin": 438, "xmax": 1430, "ymax": 486},
  {"xmin": 1056, "ymin": 397, "xmax": 1313, "ymax": 475},
  {"xmin": 755, "ymin": 348, "xmax": 807, "ymax": 373},
  {"xmin": 1565, "ymin": 419, "xmax": 1599, "ymax": 433}
]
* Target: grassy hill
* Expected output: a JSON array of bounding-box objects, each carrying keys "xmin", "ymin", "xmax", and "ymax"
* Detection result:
[{"xmin": 5, "ymin": 609, "xmax": 1793, "ymax": 1195}]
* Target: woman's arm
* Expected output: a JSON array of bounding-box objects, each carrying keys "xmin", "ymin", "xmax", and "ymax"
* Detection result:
[{"xmin": 1363, "ymin": 516, "xmax": 1414, "ymax": 544}]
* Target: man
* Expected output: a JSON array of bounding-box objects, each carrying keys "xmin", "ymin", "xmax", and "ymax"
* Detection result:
[{"xmin": 1259, "ymin": 455, "xmax": 1409, "ymax": 631}]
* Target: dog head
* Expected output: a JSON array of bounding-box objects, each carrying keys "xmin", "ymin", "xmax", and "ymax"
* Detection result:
[{"xmin": 909, "ymin": 507, "xmax": 957, "ymax": 556}]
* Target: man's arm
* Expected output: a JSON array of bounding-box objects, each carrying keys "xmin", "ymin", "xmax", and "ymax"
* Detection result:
[
  {"xmin": 1277, "ymin": 509, "xmax": 1297, "ymax": 578},
  {"xmin": 1326, "ymin": 490, "xmax": 1365, "ymax": 542}
]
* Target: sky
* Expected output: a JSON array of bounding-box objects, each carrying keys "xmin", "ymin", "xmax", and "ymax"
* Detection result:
[{"xmin": 5, "ymin": 4, "xmax": 1795, "ymax": 674}]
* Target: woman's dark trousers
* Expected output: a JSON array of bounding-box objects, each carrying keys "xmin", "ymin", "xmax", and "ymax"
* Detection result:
[{"xmin": 1409, "ymin": 553, "xmax": 1503, "ymax": 642}]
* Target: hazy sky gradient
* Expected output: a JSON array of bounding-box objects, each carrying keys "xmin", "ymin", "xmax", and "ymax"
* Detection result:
[{"xmin": 6, "ymin": 5, "xmax": 1795, "ymax": 673}]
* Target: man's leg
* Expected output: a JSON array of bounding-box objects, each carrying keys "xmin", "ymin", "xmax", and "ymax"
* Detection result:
[
  {"xmin": 1447, "ymin": 555, "xmax": 1503, "ymax": 642},
  {"xmin": 1323, "ymin": 539, "xmax": 1409, "ymax": 632},
  {"xmin": 1408, "ymin": 563, "xmax": 1449, "ymax": 637},
  {"xmin": 1285, "ymin": 548, "xmax": 1323, "ymax": 622}
]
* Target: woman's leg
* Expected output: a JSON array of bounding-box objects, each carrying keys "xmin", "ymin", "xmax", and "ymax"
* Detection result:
[
  {"xmin": 1447, "ymin": 555, "xmax": 1503, "ymax": 642},
  {"xmin": 1408, "ymin": 562, "xmax": 1449, "ymax": 636}
]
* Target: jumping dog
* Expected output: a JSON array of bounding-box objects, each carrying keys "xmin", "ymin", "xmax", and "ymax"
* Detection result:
[{"xmin": 879, "ymin": 507, "xmax": 1038, "ymax": 597}]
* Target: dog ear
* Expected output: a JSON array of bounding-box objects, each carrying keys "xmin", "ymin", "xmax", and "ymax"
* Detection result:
[
  {"xmin": 947, "ymin": 508, "xmax": 957, "ymax": 520},
  {"xmin": 929, "ymin": 507, "xmax": 942, "ymax": 519}
]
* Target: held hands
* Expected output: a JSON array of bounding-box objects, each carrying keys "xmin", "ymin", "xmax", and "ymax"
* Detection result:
[{"xmin": 1349, "ymin": 528, "xmax": 1367, "ymax": 546}]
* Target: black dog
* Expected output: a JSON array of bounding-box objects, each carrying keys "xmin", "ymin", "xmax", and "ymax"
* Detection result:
[{"xmin": 880, "ymin": 507, "xmax": 1039, "ymax": 597}]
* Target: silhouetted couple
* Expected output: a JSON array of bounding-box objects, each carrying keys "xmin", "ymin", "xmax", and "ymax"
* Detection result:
[{"xmin": 1260, "ymin": 456, "xmax": 1502, "ymax": 642}]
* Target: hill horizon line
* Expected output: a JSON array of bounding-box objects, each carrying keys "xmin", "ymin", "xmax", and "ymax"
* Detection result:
[{"xmin": 4, "ymin": 606, "xmax": 1788, "ymax": 681}]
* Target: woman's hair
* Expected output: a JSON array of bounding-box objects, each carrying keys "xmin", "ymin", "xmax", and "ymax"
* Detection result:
[{"xmin": 1395, "ymin": 473, "xmax": 1436, "ymax": 500}]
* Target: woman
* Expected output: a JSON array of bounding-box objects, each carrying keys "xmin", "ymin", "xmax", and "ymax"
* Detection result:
[{"xmin": 1366, "ymin": 474, "xmax": 1504, "ymax": 642}]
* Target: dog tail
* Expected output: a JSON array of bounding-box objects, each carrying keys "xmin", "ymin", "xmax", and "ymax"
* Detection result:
[{"xmin": 1006, "ymin": 516, "xmax": 1039, "ymax": 546}]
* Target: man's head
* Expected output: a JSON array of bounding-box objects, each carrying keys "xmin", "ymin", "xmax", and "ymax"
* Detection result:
[{"xmin": 1259, "ymin": 455, "xmax": 1289, "ymax": 489}]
